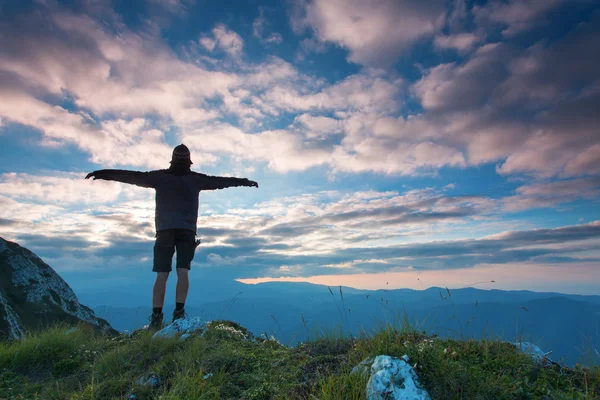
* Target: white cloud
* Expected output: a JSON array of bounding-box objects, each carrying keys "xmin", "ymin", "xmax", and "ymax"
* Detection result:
[
  {"xmin": 199, "ymin": 37, "xmax": 216, "ymax": 51},
  {"xmin": 264, "ymin": 33, "xmax": 283, "ymax": 44},
  {"xmin": 294, "ymin": 0, "xmax": 445, "ymax": 66},
  {"xmin": 434, "ymin": 33, "xmax": 480, "ymax": 53},
  {"xmin": 293, "ymin": 114, "xmax": 343, "ymax": 139},
  {"xmin": 0, "ymin": 195, "xmax": 62, "ymax": 224},
  {"xmin": 0, "ymin": 172, "xmax": 151, "ymax": 205},
  {"xmin": 201, "ymin": 24, "xmax": 244, "ymax": 57},
  {"xmin": 183, "ymin": 124, "xmax": 331, "ymax": 173},
  {"xmin": 260, "ymin": 71, "xmax": 403, "ymax": 115}
]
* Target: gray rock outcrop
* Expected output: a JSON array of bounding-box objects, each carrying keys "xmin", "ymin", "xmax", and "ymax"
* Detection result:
[{"xmin": 0, "ymin": 237, "xmax": 114, "ymax": 339}]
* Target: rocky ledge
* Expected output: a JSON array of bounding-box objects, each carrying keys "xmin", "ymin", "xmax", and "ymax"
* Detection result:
[{"xmin": 0, "ymin": 237, "xmax": 114, "ymax": 339}]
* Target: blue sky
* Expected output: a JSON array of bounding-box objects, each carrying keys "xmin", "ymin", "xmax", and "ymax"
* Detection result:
[{"xmin": 0, "ymin": 0, "xmax": 599, "ymax": 295}]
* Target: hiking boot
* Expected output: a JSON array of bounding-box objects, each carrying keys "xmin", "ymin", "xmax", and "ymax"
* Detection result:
[
  {"xmin": 172, "ymin": 308, "xmax": 186, "ymax": 323},
  {"xmin": 148, "ymin": 312, "xmax": 164, "ymax": 331}
]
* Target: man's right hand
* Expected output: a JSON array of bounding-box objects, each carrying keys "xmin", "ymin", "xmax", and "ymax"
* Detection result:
[{"xmin": 85, "ymin": 171, "xmax": 104, "ymax": 180}]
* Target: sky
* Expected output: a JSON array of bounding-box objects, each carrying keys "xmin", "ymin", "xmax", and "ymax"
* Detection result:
[{"xmin": 0, "ymin": 0, "xmax": 599, "ymax": 296}]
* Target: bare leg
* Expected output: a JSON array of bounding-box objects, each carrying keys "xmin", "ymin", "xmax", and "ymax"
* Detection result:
[
  {"xmin": 153, "ymin": 272, "xmax": 170, "ymax": 308},
  {"xmin": 175, "ymin": 268, "xmax": 189, "ymax": 304}
]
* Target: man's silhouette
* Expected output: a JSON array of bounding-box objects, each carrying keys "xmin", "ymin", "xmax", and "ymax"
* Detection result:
[{"xmin": 85, "ymin": 144, "xmax": 258, "ymax": 330}]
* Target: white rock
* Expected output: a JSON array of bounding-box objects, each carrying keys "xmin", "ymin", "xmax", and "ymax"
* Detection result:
[
  {"xmin": 511, "ymin": 342, "xmax": 554, "ymax": 365},
  {"xmin": 153, "ymin": 317, "xmax": 206, "ymax": 339},
  {"xmin": 352, "ymin": 357, "xmax": 374, "ymax": 375},
  {"xmin": 179, "ymin": 333, "xmax": 191, "ymax": 342},
  {"xmin": 359, "ymin": 355, "xmax": 431, "ymax": 400}
]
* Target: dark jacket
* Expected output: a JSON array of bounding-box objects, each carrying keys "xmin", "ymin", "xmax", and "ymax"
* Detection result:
[{"xmin": 90, "ymin": 169, "xmax": 254, "ymax": 233}]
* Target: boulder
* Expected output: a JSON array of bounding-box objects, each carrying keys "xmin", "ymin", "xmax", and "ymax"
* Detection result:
[
  {"xmin": 179, "ymin": 333, "xmax": 191, "ymax": 342},
  {"xmin": 353, "ymin": 355, "xmax": 431, "ymax": 400},
  {"xmin": 153, "ymin": 316, "xmax": 206, "ymax": 339},
  {"xmin": 136, "ymin": 373, "xmax": 162, "ymax": 388},
  {"xmin": 511, "ymin": 341, "xmax": 556, "ymax": 366},
  {"xmin": 0, "ymin": 237, "xmax": 115, "ymax": 339}
]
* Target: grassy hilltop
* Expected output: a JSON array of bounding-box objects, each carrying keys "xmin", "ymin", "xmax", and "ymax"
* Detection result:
[{"xmin": 1, "ymin": 319, "xmax": 598, "ymax": 400}]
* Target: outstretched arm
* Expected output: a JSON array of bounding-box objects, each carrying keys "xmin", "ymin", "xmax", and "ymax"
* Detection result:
[
  {"xmin": 192, "ymin": 172, "xmax": 258, "ymax": 191},
  {"xmin": 85, "ymin": 169, "xmax": 156, "ymax": 188}
]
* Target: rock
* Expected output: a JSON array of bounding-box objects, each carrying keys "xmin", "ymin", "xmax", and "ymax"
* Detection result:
[
  {"xmin": 153, "ymin": 316, "xmax": 206, "ymax": 339},
  {"xmin": 351, "ymin": 356, "xmax": 374, "ymax": 375},
  {"xmin": 203, "ymin": 373, "xmax": 213, "ymax": 379},
  {"xmin": 136, "ymin": 373, "xmax": 161, "ymax": 388},
  {"xmin": 354, "ymin": 355, "xmax": 431, "ymax": 400},
  {"xmin": 179, "ymin": 333, "xmax": 191, "ymax": 342},
  {"xmin": 0, "ymin": 290, "xmax": 23, "ymax": 340},
  {"xmin": 128, "ymin": 395, "xmax": 139, "ymax": 400},
  {"xmin": 511, "ymin": 341, "xmax": 556, "ymax": 365},
  {"xmin": 0, "ymin": 237, "xmax": 115, "ymax": 339}
]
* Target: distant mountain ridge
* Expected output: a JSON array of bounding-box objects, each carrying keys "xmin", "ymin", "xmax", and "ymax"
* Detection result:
[{"xmin": 0, "ymin": 237, "xmax": 114, "ymax": 339}]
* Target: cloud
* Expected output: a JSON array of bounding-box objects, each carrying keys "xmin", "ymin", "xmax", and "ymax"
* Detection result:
[
  {"xmin": 259, "ymin": 189, "xmax": 495, "ymax": 246},
  {"xmin": 293, "ymin": 0, "xmax": 445, "ymax": 66},
  {"xmin": 146, "ymin": 0, "xmax": 193, "ymax": 15},
  {"xmin": 1, "ymin": 0, "xmax": 599, "ymax": 189},
  {"xmin": 2, "ymin": 163, "xmax": 597, "ymax": 280},
  {"xmin": 253, "ymin": 9, "xmax": 283, "ymax": 45},
  {"xmin": 0, "ymin": 7, "xmax": 241, "ymax": 167},
  {"xmin": 411, "ymin": 14, "xmax": 600, "ymax": 178},
  {"xmin": 0, "ymin": 172, "xmax": 132, "ymax": 204},
  {"xmin": 293, "ymin": 114, "xmax": 343, "ymax": 139},
  {"xmin": 183, "ymin": 124, "xmax": 332, "ymax": 173},
  {"xmin": 0, "ymin": 5, "xmax": 309, "ymax": 170},
  {"xmin": 434, "ymin": 33, "xmax": 480, "ymax": 53},
  {"xmin": 502, "ymin": 177, "xmax": 600, "ymax": 212},
  {"xmin": 0, "ymin": 218, "xmax": 19, "ymax": 227},
  {"xmin": 413, "ymin": 43, "xmax": 512, "ymax": 112},
  {"xmin": 201, "ymin": 220, "xmax": 600, "ymax": 277},
  {"xmin": 200, "ymin": 24, "xmax": 244, "ymax": 57},
  {"xmin": 473, "ymin": 0, "xmax": 565, "ymax": 37},
  {"xmin": 199, "ymin": 36, "xmax": 216, "ymax": 51},
  {"xmin": 258, "ymin": 70, "xmax": 404, "ymax": 117}
]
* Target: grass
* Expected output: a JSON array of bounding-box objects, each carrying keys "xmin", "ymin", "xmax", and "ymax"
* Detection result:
[{"xmin": 0, "ymin": 317, "xmax": 598, "ymax": 399}]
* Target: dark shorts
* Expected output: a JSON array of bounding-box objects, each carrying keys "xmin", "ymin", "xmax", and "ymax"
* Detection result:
[{"xmin": 153, "ymin": 229, "xmax": 197, "ymax": 272}]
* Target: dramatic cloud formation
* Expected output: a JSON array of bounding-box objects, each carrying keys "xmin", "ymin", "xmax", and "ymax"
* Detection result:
[{"xmin": 0, "ymin": 0, "xmax": 598, "ymax": 292}]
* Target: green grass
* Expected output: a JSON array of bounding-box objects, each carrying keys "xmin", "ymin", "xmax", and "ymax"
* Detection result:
[{"xmin": 0, "ymin": 319, "xmax": 598, "ymax": 400}]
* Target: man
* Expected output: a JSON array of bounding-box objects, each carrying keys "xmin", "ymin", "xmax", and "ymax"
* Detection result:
[{"xmin": 85, "ymin": 144, "xmax": 258, "ymax": 330}]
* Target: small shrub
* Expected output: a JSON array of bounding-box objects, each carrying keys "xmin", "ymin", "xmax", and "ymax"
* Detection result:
[{"xmin": 52, "ymin": 358, "xmax": 82, "ymax": 377}]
